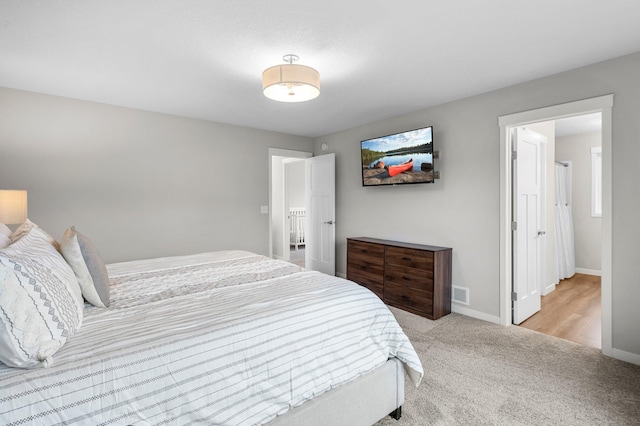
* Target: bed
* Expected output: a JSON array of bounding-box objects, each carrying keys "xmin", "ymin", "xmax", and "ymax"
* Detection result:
[{"xmin": 0, "ymin": 222, "xmax": 423, "ymax": 425}]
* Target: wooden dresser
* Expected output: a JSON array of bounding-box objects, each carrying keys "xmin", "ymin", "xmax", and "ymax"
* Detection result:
[{"xmin": 347, "ymin": 237, "xmax": 452, "ymax": 320}]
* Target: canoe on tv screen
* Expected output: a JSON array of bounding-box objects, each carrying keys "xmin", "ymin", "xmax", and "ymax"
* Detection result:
[{"xmin": 360, "ymin": 126, "xmax": 435, "ymax": 186}]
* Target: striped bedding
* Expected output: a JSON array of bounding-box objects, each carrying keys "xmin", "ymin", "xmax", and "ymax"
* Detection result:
[{"xmin": 0, "ymin": 250, "xmax": 423, "ymax": 425}]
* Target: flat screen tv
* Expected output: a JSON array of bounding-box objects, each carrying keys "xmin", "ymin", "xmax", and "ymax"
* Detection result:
[{"xmin": 361, "ymin": 126, "xmax": 434, "ymax": 186}]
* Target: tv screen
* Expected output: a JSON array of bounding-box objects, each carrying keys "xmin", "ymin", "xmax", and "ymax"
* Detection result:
[{"xmin": 361, "ymin": 126, "xmax": 434, "ymax": 186}]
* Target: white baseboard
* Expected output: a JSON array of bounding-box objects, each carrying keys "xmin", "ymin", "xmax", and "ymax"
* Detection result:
[
  {"xmin": 336, "ymin": 272, "xmax": 346, "ymax": 279},
  {"xmin": 543, "ymin": 283, "xmax": 556, "ymax": 296},
  {"xmin": 603, "ymin": 347, "xmax": 640, "ymax": 366},
  {"xmin": 575, "ymin": 268, "xmax": 602, "ymax": 276},
  {"xmin": 273, "ymin": 254, "xmax": 284, "ymax": 261},
  {"xmin": 451, "ymin": 304, "xmax": 501, "ymax": 325}
]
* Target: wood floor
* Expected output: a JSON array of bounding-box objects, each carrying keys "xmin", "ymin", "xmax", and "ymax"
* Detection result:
[
  {"xmin": 289, "ymin": 247, "xmax": 305, "ymax": 267},
  {"xmin": 519, "ymin": 273, "xmax": 601, "ymax": 348}
]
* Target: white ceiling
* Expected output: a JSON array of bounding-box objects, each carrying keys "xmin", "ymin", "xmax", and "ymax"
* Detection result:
[
  {"xmin": 1, "ymin": 1, "xmax": 639, "ymax": 138},
  {"xmin": 555, "ymin": 113, "xmax": 602, "ymax": 138}
]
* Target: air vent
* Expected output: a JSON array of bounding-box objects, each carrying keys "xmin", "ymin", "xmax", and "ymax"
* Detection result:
[{"xmin": 452, "ymin": 286, "xmax": 469, "ymax": 305}]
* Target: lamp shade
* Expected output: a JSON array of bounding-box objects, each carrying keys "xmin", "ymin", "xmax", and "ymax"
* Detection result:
[
  {"xmin": 0, "ymin": 190, "xmax": 28, "ymax": 224},
  {"xmin": 262, "ymin": 63, "xmax": 320, "ymax": 102}
]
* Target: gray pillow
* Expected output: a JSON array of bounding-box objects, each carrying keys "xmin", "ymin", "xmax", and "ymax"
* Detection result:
[{"xmin": 60, "ymin": 226, "xmax": 110, "ymax": 307}]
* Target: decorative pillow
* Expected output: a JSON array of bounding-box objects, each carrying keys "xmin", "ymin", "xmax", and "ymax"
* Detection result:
[
  {"xmin": 0, "ymin": 234, "xmax": 9, "ymax": 249},
  {"xmin": 9, "ymin": 219, "xmax": 34, "ymax": 243},
  {"xmin": 0, "ymin": 222, "xmax": 10, "ymax": 237},
  {"xmin": 0, "ymin": 222, "xmax": 83, "ymax": 368},
  {"xmin": 10, "ymin": 219, "xmax": 60, "ymax": 249},
  {"xmin": 60, "ymin": 226, "xmax": 110, "ymax": 308},
  {"xmin": 0, "ymin": 223, "xmax": 11, "ymax": 249}
]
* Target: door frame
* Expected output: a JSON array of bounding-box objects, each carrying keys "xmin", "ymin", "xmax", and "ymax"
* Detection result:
[
  {"xmin": 268, "ymin": 148, "xmax": 312, "ymax": 260},
  {"xmin": 498, "ymin": 94, "xmax": 613, "ymax": 356}
]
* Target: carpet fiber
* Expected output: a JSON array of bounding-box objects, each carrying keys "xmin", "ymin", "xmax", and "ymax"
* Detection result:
[{"xmin": 376, "ymin": 308, "xmax": 640, "ymax": 425}]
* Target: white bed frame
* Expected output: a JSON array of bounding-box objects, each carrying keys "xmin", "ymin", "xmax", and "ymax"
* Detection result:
[{"xmin": 269, "ymin": 358, "xmax": 404, "ymax": 425}]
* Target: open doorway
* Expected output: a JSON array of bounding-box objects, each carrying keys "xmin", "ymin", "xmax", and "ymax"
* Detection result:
[
  {"xmin": 498, "ymin": 94, "xmax": 613, "ymax": 357},
  {"xmin": 517, "ymin": 114, "xmax": 603, "ymax": 348},
  {"xmin": 284, "ymin": 159, "xmax": 306, "ymax": 267},
  {"xmin": 268, "ymin": 148, "xmax": 312, "ymax": 268}
]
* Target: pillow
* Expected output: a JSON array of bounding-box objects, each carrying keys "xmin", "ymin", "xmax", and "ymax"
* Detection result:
[
  {"xmin": 0, "ymin": 223, "xmax": 11, "ymax": 249},
  {"xmin": 0, "ymin": 222, "xmax": 11, "ymax": 237},
  {"xmin": 10, "ymin": 219, "xmax": 59, "ymax": 249},
  {"xmin": 9, "ymin": 219, "xmax": 35, "ymax": 243},
  {"xmin": 0, "ymin": 234, "xmax": 9, "ymax": 249},
  {"xmin": 0, "ymin": 222, "xmax": 83, "ymax": 368},
  {"xmin": 60, "ymin": 226, "xmax": 110, "ymax": 308}
]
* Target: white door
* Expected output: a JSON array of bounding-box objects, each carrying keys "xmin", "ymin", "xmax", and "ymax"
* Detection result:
[
  {"xmin": 305, "ymin": 153, "xmax": 335, "ymax": 275},
  {"xmin": 512, "ymin": 128, "xmax": 545, "ymax": 324}
]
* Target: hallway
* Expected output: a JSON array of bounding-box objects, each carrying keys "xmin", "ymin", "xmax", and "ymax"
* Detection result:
[
  {"xmin": 289, "ymin": 247, "xmax": 305, "ymax": 268},
  {"xmin": 519, "ymin": 274, "xmax": 601, "ymax": 348}
]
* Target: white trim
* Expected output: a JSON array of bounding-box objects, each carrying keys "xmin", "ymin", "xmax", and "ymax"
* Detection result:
[
  {"xmin": 497, "ymin": 95, "xmax": 613, "ymax": 127},
  {"xmin": 608, "ymin": 348, "xmax": 640, "ymax": 366},
  {"xmin": 451, "ymin": 304, "xmax": 501, "ymax": 325},
  {"xmin": 498, "ymin": 94, "xmax": 614, "ymax": 359},
  {"xmin": 542, "ymin": 283, "xmax": 556, "ymax": 296},
  {"xmin": 591, "ymin": 146, "xmax": 602, "ymax": 217},
  {"xmin": 336, "ymin": 272, "xmax": 346, "ymax": 279},
  {"xmin": 575, "ymin": 268, "xmax": 602, "ymax": 277}
]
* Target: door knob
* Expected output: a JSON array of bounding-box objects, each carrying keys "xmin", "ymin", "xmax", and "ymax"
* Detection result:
[
  {"xmin": 537, "ymin": 231, "xmax": 546, "ymax": 236},
  {"xmin": 324, "ymin": 220, "xmax": 335, "ymax": 225}
]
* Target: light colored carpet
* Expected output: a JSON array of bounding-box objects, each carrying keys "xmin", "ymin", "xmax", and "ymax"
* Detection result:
[{"xmin": 376, "ymin": 307, "xmax": 640, "ymax": 426}]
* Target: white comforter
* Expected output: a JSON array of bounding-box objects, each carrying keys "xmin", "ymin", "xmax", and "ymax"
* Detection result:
[{"xmin": 0, "ymin": 250, "xmax": 423, "ymax": 425}]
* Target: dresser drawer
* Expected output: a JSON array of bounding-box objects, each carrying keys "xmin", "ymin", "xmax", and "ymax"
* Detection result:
[
  {"xmin": 347, "ymin": 263, "xmax": 384, "ymax": 298},
  {"xmin": 384, "ymin": 281, "xmax": 433, "ymax": 317},
  {"xmin": 384, "ymin": 264, "xmax": 433, "ymax": 293},
  {"xmin": 385, "ymin": 247, "xmax": 433, "ymax": 272},
  {"xmin": 348, "ymin": 240, "xmax": 385, "ymax": 261},
  {"xmin": 347, "ymin": 240, "xmax": 385, "ymax": 299}
]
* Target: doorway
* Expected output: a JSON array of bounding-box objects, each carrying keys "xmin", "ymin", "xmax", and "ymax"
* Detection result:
[
  {"xmin": 269, "ymin": 149, "xmax": 337, "ymax": 275},
  {"xmin": 516, "ymin": 114, "xmax": 603, "ymax": 348},
  {"xmin": 268, "ymin": 148, "xmax": 312, "ymax": 267},
  {"xmin": 498, "ymin": 95, "xmax": 613, "ymax": 356}
]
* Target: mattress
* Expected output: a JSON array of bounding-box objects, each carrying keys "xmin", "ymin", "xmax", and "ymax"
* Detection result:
[{"xmin": 0, "ymin": 250, "xmax": 423, "ymax": 425}]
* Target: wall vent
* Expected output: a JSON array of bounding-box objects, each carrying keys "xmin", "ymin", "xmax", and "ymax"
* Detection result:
[{"xmin": 452, "ymin": 286, "xmax": 469, "ymax": 305}]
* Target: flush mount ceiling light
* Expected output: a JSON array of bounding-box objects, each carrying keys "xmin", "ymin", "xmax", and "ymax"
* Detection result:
[{"xmin": 262, "ymin": 54, "xmax": 320, "ymax": 102}]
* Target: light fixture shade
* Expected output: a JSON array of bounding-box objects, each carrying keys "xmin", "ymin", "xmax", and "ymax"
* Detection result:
[
  {"xmin": 0, "ymin": 190, "xmax": 28, "ymax": 224},
  {"xmin": 262, "ymin": 63, "xmax": 320, "ymax": 102}
]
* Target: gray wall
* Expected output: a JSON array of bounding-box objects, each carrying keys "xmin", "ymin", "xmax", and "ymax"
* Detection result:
[
  {"xmin": 0, "ymin": 87, "xmax": 314, "ymax": 263},
  {"xmin": 556, "ymin": 131, "xmax": 602, "ymax": 272},
  {"xmin": 316, "ymin": 51, "xmax": 640, "ymax": 356}
]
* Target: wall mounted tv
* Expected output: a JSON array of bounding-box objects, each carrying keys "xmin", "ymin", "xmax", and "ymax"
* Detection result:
[{"xmin": 361, "ymin": 126, "xmax": 434, "ymax": 186}]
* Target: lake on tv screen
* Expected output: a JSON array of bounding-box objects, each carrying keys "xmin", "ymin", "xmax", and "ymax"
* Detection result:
[{"xmin": 367, "ymin": 152, "xmax": 433, "ymax": 171}]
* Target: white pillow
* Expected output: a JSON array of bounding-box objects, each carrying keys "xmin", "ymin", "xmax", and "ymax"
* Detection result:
[
  {"xmin": 0, "ymin": 233, "xmax": 9, "ymax": 249},
  {"xmin": 0, "ymin": 222, "xmax": 11, "ymax": 237},
  {"xmin": 0, "ymin": 222, "xmax": 83, "ymax": 368},
  {"xmin": 0, "ymin": 223, "xmax": 11, "ymax": 249},
  {"xmin": 60, "ymin": 226, "xmax": 110, "ymax": 308}
]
